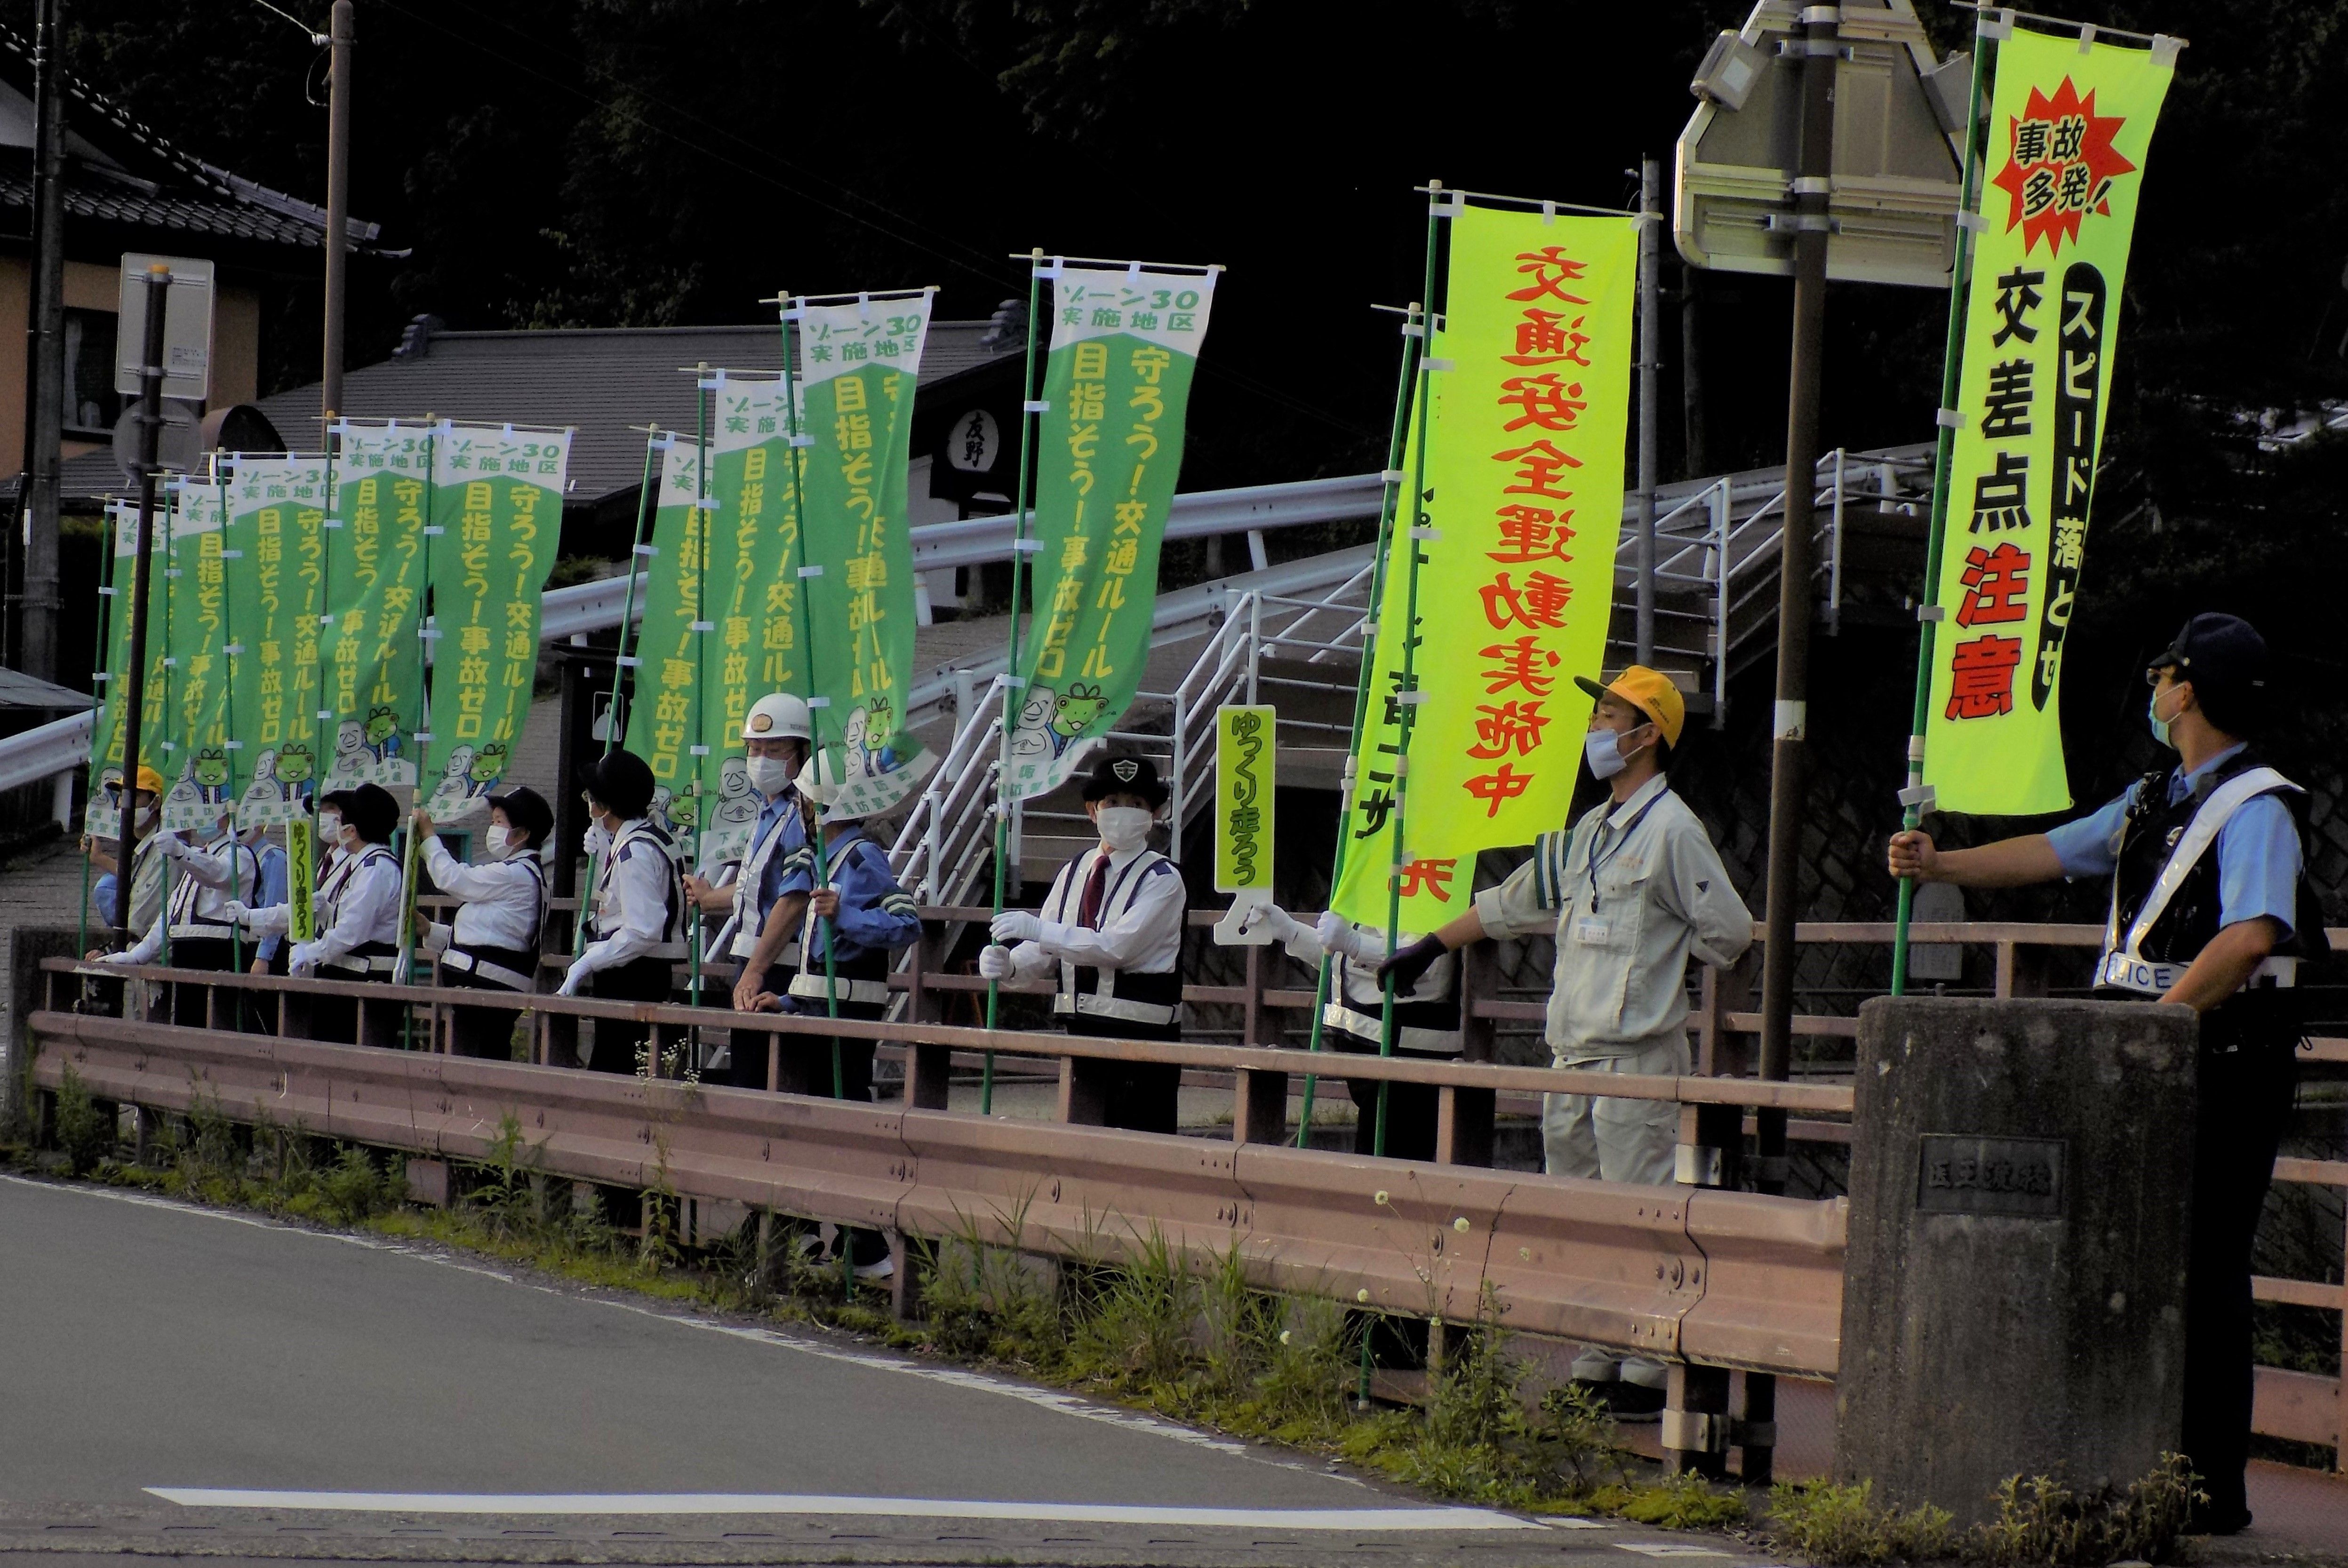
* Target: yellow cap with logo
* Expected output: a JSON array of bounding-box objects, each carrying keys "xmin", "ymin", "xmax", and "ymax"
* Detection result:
[{"xmin": 1573, "ymin": 665, "xmax": 1685, "ymax": 749}]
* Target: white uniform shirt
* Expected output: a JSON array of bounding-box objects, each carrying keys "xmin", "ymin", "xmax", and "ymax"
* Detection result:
[
  {"xmin": 117, "ymin": 835, "xmax": 260, "ymax": 963},
  {"xmin": 577, "ymin": 818, "xmax": 681, "ymax": 974},
  {"xmin": 245, "ymin": 842, "xmax": 403, "ymax": 963},
  {"xmin": 421, "ymin": 836, "xmax": 543, "ymax": 954},
  {"xmin": 1004, "ymin": 844, "xmax": 1185, "ymax": 981},
  {"xmin": 1474, "ymin": 772, "xmax": 1753, "ymax": 1059}
]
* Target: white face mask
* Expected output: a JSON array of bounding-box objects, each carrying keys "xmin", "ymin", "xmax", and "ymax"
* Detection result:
[
  {"xmin": 2148, "ymin": 685, "xmax": 2180, "ymax": 748},
  {"xmin": 746, "ymin": 755, "xmax": 794, "ymax": 796},
  {"xmin": 1095, "ymin": 805, "xmax": 1152, "ymax": 853},
  {"xmin": 135, "ymin": 802, "xmax": 159, "ymax": 830},
  {"xmin": 316, "ymin": 811, "xmax": 342, "ymax": 844},
  {"xmin": 485, "ymin": 824, "xmax": 513, "ymax": 859},
  {"xmin": 1584, "ymin": 726, "xmax": 1647, "ymax": 781}
]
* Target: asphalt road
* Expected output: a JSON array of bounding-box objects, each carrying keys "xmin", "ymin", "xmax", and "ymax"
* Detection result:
[{"xmin": 0, "ymin": 1173, "xmax": 1765, "ymax": 1566}]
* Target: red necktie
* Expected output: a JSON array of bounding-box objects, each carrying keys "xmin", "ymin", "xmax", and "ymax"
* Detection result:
[{"xmin": 1077, "ymin": 853, "xmax": 1111, "ymax": 930}]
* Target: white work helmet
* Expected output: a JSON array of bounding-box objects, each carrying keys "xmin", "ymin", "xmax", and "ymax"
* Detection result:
[
  {"xmin": 741, "ymin": 692, "xmax": 812, "ymax": 742},
  {"xmin": 793, "ymin": 750, "xmax": 874, "ymax": 823}
]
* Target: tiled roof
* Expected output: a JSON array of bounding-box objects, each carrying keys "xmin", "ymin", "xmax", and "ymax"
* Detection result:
[{"xmin": 0, "ymin": 171, "xmax": 334, "ymax": 249}]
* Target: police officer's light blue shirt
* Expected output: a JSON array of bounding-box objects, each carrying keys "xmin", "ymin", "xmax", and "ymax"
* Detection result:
[
  {"xmin": 2043, "ymin": 742, "xmax": 2301, "ymax": 936},
  {"xmin": 244, "ymin": 842, "xmax": 290, "ymax": 962},
  {"xmin": 778, "ymin": 826, "xmax": 921, "ymax": 966},
  {"xmin": 742, "ymin": 790, "xmax": 809, "ymax": 927}
]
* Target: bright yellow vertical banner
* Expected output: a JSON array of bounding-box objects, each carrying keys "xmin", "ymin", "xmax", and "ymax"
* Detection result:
[
  {"xmin": 1332, "ymin": 206, "xmax": 1638, "ymax": 929},
  {"xmin": 1923, "ymin": 25, "xmax": 2174, "ymax": 815},
  {"xmin": 1214, "ymin": 704, "xmax": 1275, "ymax": 893}
]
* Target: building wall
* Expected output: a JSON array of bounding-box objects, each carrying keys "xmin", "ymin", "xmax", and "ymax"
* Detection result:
[{"xmin": 0, "ymin": 255, "xmax": 263, "ymax": 465}]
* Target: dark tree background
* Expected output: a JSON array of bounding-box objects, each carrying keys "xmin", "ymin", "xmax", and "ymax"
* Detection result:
[{"xmin": 56, "ymin": 0, "xmax": 2348, "ymax": 783}]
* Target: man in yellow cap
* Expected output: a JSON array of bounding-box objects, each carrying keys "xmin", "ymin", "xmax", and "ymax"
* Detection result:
[{"xmin": 1380, "ymin": 666, "xmax": 1752, "ymax": 1178}]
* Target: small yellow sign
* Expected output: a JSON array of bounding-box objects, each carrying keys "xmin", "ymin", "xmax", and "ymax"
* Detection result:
[{"xmin": 1214, "ymin": 705, "xmax": 1276, "ymax": 893}]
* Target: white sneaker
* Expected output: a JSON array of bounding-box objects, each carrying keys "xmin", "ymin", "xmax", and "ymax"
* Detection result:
[{"xmin": 853, "ymin": 1254, "xmax": 895, "ymax": 1281}]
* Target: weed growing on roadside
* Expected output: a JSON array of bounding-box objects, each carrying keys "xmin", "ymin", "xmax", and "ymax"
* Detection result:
[
  {"xmin": 1764, "ymin": 1455, "xmax": 2201, "ymax": 1566},
  {"xmin": 1765, "ymin": 1478, "xmax": 1953, "ymax": 1563}
]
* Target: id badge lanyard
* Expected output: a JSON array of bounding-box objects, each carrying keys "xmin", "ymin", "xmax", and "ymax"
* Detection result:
[{"xmin": 1577, "ymin": 791, "xmax": 1666, "ymax": 941}]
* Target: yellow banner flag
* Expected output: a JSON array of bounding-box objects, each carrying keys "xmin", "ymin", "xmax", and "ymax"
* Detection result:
[
  {"xmin": 1923, "ymin": 24, "xmax": 2174, "ymax": 815},
  {"xmin": 1332, "ymin": 206, "xmax": 1637, "ymax": 930},
  {"xmin": 1214, "ymin": 704, "xmax": 1275, "ymax": 893}
]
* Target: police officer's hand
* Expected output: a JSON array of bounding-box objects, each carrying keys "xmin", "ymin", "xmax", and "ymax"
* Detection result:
[
  {"xmin": 683, "ymin": 874, "xmax": 734, "ymax": 914},
  {"xmin": 1886, "ymin": 830, "xmax": 1940, "ymax": 882},
  {"xmin": 808, "ymin": 888, "xmax": 840, "ymax": 919},
  {"xmin": 731, "ymin": 965, "xmax": 766, "ymax": 1013},
  {"xmin": 409, "ymin": 806, "xmax": 435, "ymax": 839},
  {"xmin": 749, "ymin": 991, "xmax": 786, "ymax": 1014},
  {"xmin": 556, "ymin": 956, "xmax": 591, "ymax": 997},
  {"xmin": 990, "ymin": 910, "xmax": 1041, "ymax": 945},
  {"xmin": 1377, "ymin": 933, "xmax": 1447, "ymax": 993},
  {"xmin": 249, "ymin": 959, "xmax": 269, "ymax": 976},
  {"xmin": 977, "ymin": 943, "xmax": 1016, "ymax": 982}
]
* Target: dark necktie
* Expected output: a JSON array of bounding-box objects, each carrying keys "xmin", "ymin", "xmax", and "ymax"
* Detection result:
[{"xmin": 1077, "ymin": 852, "xmax": 1111, "ymax": 930}]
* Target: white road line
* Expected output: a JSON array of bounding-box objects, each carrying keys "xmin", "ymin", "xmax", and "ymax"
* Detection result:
[
  {"xmin": 1615, "ymin": 1544, "xmax": 1734, "ymax": 1557},
  {"xmin": 146, "ymin": 1491, "xmax": 1540, "ymax": 1530}
]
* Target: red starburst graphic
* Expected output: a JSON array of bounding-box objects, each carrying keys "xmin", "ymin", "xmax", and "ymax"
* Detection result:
[{"xmin": 1987, "ymin": 77, "xmax": 2135, "ymax": 256}]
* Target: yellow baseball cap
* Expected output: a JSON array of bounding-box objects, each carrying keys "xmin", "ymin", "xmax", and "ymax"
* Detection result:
[
  {"xmin": 1574, "ymin": 666, "xmax": 1685, "ymax": 749},
  {"xmin": 134, "ymin": 765, "xmax": 166, "ymax": 795}
]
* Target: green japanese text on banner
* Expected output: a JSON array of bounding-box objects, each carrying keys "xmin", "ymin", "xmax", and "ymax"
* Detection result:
[
  {"xmin": 321, "ymin": 422, "xmax": 433, "ymax": 792},
  {"xmin": 419, "ymin": 425, "xmax": 571, "ymax": 820},
  {"xmin": 223, "ymin": 455, "xmax": 333, "ymax": 826},
  {"xmin": 623, "ymin": 437, "xmax": 717, "ymax": 859},
  {"xmin": 795, "ymin": 294, "xmax": 938, "ymax": 820},
  {"xmin": 1213, "ymin": 704, "xmax": 1276, "ymax": 894},
  {"xmin": 697, "ymin": 377, "xmax": 799, "ymax": 864},
  {"xmin": 1331, "ymin": 207, "xmax": 1638, "ymax": 931},
  {"xmin": 161, "ymin": 480, "xmax": 231, "ymax": 832},
  {"xmin": 1923, "ymin": 26, "xmax": 2173, "ymax": 815},
  {"xmin": 1004, "ymin": 264, "xmax": 1217, "ymax": 801},
  {"xmin": 85, "ymin": 501, "xmax": 170, "ymax": 838}
]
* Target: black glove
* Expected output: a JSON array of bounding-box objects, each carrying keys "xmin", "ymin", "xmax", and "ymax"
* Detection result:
[{"xmin": 1376, "ymin": 933, "xmax": 1447, "ymax": 994}]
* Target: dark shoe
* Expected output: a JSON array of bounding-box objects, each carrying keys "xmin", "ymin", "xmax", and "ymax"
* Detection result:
[
  {"xmin": 2188, "ymin": 1505, "xmax": 2252, "ymax": 1536},
  {"xmin": 1573, "ymin": 1377, "xmax": 1665, "ymax": 1420}
]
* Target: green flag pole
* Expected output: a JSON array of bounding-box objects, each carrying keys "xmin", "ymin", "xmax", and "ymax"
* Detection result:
[
  {"xmin": 397, "ymin": 422, "xmax": 443, "ymax": 1043},
  {"xmin": 214, "ymin": 458, "xmax": 247, "ymax": 976},
  {"xmin": 573, "ymin": 433, "xmax": 664, "ymax": 977},
  {"xmin": 1293, "ymin": 302, "xmax": 1428, "ymax": 1150},
  {"xmin": 1891, "ymin": 29, "xmax": 1994, "ymax": 997},
  {"xmin": 982, "ymin": 249, "xmax": 1049, "ymax": 1117},
  {"xmin": 156, "ymin": 479, "xmax": 179, "ymax": 970},
  {"xmin": 79, "ymin": 502, "xmax": 128, "ymax": 958}
]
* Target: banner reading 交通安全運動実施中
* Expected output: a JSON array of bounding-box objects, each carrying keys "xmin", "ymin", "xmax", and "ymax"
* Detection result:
[
  {"xmin": 417, "ymin": 425, "xmax": 570, "ymax": 821},
  {"xmin": 1923, "ymin": 25, "xmax": 2174, "ymax": 816},
  {"xmin": 793, "ymin": 292, "xmax": 938, "ymax": 821},
  {"xmin": 1003, "ymin": 263, "xmax": 1217, "ymax": 800},
  {"xmin": 1330, "ymin": 205, "xmax": 1637, "ymax": 932}
]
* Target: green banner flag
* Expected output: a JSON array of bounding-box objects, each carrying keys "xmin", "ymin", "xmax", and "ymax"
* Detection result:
[
  {"xmin": 623, "ymin": 435, "xmax": 720, "ymax": 859},
  {"xmin": 1331, "ymin": 207, "xmax": 1639, "ymax": 931},
  {"xmin": 84, "ymin": 500, "xmax": 171, "ymax": 838},
  {"xmin": 1003, "ymin": 263, "xmax": 1218, "ymax": 801},
  {"xmin": 321, "ymin": 421, "xmax": 434, "ymax": 793},
  {"xmin": 793, "ymin": 292, "xmax": 940, "ymax": 819},
  {"xmin": 417, "ymin": 424, "xmax": 571, "ymax": 820},
  {"xmin": 160, "ymin": 479, "xmax": 232, "ymax": 833},
  {"xmin": 222, "ymin": 454, "xmax": 334, "ymax": 826},
  {"xmin": 1922, "ymin": 25, "xmax": 2174, "ymax": 815}
]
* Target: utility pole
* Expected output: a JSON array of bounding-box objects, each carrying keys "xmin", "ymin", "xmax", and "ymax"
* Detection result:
[
  {"xmin": 113, "ymin": 265, "xmax": 172, "ymax": 949},
  {"xmin": 1634, "ymin": 157, "xmax": 1661, "ymax": 669},
  {"xmin": 321, "ymin": 0, "xmax": 354, "ymax": 436},
  {"xmin": 20, "ymin": 0, "xmax": 66, "ymax": 681}
]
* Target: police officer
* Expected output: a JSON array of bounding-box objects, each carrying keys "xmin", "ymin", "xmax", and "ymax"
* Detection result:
[
  {"xmin": 96, "ymin": 801, "xmax": 263, "ymax": 1027},
  {"xmin": 1242, "ymin": 907, "xmax": 1461, "ymax": 1161},
  {"xmin": 560, "ymin": 748, "xmax": 690, "ymax": 1073},
  {"xmin": 235, "ymin": 784, "xmax": 405, "ymax": 1044},
  {"xmin": 413, "ymin": 786, "xmax": 553, "ymax": 1059},
  {"xmin": 1888, "ymin": 613, "xmax": 2317, "ymax": 1535},
  {"xmin": 980, "ymin": 754, "xmax": 1188, "ymax": 1133}
]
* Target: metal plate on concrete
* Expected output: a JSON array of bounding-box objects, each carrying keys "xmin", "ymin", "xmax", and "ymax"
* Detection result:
[{"xmin": 1913, "ymin": 1132, "xmax": 2064, "ymax": 1218}]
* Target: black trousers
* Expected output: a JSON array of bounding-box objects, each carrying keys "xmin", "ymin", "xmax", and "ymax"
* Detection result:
[
  {"xmin": 2180, "ymin": 1037, "xmax": 2298, "ymax": 1523},
  {"xmin": 164, "ymin": 939, "xmax": 237, "ymax": 1028},
  {"xmin": 1065, "ymin": 1012, "xmax": 1182, "ymax": 1135},
  {"xmin": 586, "ymin": 957, "xmax": 681, "ymax": 1073},
  {"xmin": 1332, "ymin": 1031, "xmax": 1450, "ymax": 1162},
  {"xmin": 439, "ymin": 965, "xmax": 527, "ymax": 1060}
]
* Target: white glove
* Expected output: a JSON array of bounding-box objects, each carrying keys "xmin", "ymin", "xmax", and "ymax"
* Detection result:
[
  {"xmin": 990, "ymin": 910, "xmax": 1041, "ymax": 944},
  {"xmin": 99, "ymin": 949, "xmax": 136, "ymax": 966},
  {"xmin": 157, "ymin": 832, "xmax": 192, "ymax": 860},
  {"xmin": 1316, "ymin": 910, "xmax": 1373, "ymax": 960},
  {"xmin": 977, "ymin": 943, "xmax": 1016, "ymax": 981},
  {"xmin": 288, "ymin": 941, "xmax": 322, "ymax": 978},
  {"xmin": 558, "ymin": 957, "xmax": 592, "ymax": 997},
  {"xmin": 223, "ymin": 899, "xmax": 251, "ymax": 925}
]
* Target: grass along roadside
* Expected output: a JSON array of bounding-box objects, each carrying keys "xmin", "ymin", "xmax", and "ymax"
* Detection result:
[{"xmin": 11, "ymin": 1070, "xmax": 2209, "ymax": 1562}]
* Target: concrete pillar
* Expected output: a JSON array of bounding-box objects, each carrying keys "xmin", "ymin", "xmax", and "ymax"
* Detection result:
[{"xmin": 1837, "ymin": 997, "xmax": 2197, "ymax": 1523}]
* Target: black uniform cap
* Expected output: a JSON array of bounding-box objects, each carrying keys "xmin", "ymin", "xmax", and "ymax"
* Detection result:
[
  {"xmin": 580, "ymin": 748, "xmax": 656, "ymax": 820},
  {"xmin": 1081, "ymin": 752, "xmax": 1169, "ymax": 808},
  {"xmin": 489, "ymin": 784, "xmax": 554, "ymax": 847},
  {"xmin": 320, "ymin": 782, "xmax": 399, "ymax": 844}
]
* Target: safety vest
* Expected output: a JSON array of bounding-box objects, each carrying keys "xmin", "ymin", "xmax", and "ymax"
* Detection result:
[
  {"xmin": 441, "ymin": 856, "xmax": 546, "ymax": 992},
  {"xmin": 166, "ymin": 841, "xmax": 261, "ymax": 944},
  {"xmin": 596, "ymin": 818, "xmax": 689, "ymax": 962},
  {"xmin": 1043, "ymin": 848, "xmax": 1183, "ymax": 1030},
  {"xmin": 319, "ymin": 844, "xmax": 402, "ymax": 978}
]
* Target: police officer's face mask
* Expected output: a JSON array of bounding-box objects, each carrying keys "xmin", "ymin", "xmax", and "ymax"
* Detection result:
[
  {"xmin": 1095, "ymin": 805, "xmax": 1152, "ymax": 852},
  {"xmin": 746, "ymin": 755, "xmax": 793, "ymax": 796},
  {"xmin": 2148, "ymin": 682, "xmax": 2183, "ymax": 748}
]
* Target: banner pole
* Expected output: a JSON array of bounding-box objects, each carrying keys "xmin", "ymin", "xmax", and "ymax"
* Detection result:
[
  {"xmin": 1294, "ymin": 303, "xmax": 1426, "ymax": 1149},
  {"xmin": 688, "ymin": 380, "xmax": 715, "ymax": 1077},
  {"xmin": 982, "ymin": 249, "xmax": 1048, "ymax": 1116},
  {"xmin": 79, "ymin": 504, "xmax": 126, "ymax": 958},
  {"xmin": 1892, "ymin": 25, "xmax": 1995, "ymax": 997},
  {"xmin": 397, "ymin": 422, "xmax": 442, "ymax": 1039},
  {"xmin": 574, "ymin": 435, "xmax": 663, "ymax": 973},
  {"xmin": 215, "ymin": 460, "xmax": 246, "ymax": 976},
  {"xmin": 156, "ymin": 478, "xmax": 178, "ymax": 969}
]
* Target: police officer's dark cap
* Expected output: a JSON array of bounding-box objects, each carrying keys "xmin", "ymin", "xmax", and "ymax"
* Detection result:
[
  {"xmin": 489, "ymin": 784, "xmax": 554, "ymax": 846},
  {"xmin": 580, "ymin": 748, "xmax": 655, "ymax": 820},
  {"xmin": 2151, "ymin": 613, "xmax": 2268, "ymax": 705},
  {"xmin": 1081, "ymin": 752, "xmax": 1169, "ymax": 808},
  {"xmin": 320, "ymin": 783, "xmax": 398, "ymax": 844}
]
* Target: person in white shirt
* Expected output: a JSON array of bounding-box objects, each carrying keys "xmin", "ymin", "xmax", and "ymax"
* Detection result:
[
  {"xmin": 232, "ymin": 784, "xmax": 406, "ymax": 1045},
  {"xmin": 413, "ymin": 785, "xmax": 552, "ymax": 1059},
  {"xmin": 980, "ymin": 754, "xmax": 1188, "ymax": 1133},
  {"xmin": 96, "ymin": 802, "xmax": 263, "ymax": 1028},
  {"xmin": 559, "ymin": 748, "xmax": 688, "ymax": 1073}
]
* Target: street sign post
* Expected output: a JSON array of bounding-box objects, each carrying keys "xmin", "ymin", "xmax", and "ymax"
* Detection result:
[{"xmin": 114, "ymin": 253, "xmax": 216, "ymax": 402}]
